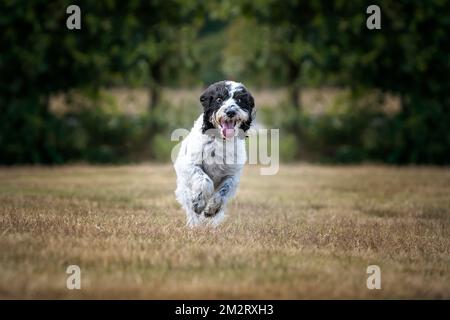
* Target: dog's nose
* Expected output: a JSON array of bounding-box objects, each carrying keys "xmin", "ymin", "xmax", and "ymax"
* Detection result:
[{"xmin": 226, "ymin": 109, "xmax": 236, "ymax": 117}]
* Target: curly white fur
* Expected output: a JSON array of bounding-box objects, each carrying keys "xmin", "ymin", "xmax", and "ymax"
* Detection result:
[{"xmin": 174, "ymin": 115, "xmax": 246, "ymax": 227}]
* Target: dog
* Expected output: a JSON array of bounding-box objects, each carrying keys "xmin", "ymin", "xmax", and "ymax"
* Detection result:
[{"xmin": 174, "ymin": 80, "xmax": 255, "ymax": 227}]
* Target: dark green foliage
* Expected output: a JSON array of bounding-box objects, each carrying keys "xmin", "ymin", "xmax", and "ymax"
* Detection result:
[
  {"xmin": 249, "ymin": 0, "xmax": 450, "ymax": 164},
  {"xmin": 0, "ymin": 0, "xmax": 204, "ymax": 164},
  {"xmin": 1, "ymin": 102, "xmax": 149, "ymax": 164},
  {"xmin": 263, "ymin": 97, "xmax": 450, "ymax": 164},
  {"xmin": 0, "ymin": 0, "xmax": 449, "ymax": 164}
]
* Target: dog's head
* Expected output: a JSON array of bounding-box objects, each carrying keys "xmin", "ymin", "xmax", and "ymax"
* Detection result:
[{"xmin": 200, "ymin": 80, "xmax": 255, "ymax": 139}]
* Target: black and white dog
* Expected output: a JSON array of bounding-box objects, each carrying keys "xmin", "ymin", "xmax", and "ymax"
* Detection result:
[{"xmin": 174, "ymin": 81, "xmax": 255, "ymax": 226}]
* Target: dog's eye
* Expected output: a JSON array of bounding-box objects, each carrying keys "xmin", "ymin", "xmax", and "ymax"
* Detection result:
[
  {"xmin": 216, "ymin": 97, "xmax": 223, "ymax": 103},
  {"xmin": 236, "ymin": 98, "xmax": 242, "ymax": 103}
]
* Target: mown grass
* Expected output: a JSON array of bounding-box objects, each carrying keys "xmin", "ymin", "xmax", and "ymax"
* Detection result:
[{"xmin": 0, "ymin": 164, "xmax": 449, "ymax": 299}]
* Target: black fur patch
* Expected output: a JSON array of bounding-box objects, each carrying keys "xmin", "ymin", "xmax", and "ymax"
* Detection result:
[
  {"xmin": 219, "ymin": 183, "xmax": 230, "ymax": 197},
  {"xmin": 233, "ymin": 88, "xmax": 255, "ymax": 132},
  {"xmin": 204, "ymin": 207, "xmax": 219, "ymax": 217},
  {"xmin": 192, "ymin": 192, "xmax": 204, "ymax": 214}
]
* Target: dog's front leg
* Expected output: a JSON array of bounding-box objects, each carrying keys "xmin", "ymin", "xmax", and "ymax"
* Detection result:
[
  {"xmin": 203, "ymin": 175, "xmax": 237, "ymax": 217},
  {"xmin": 190, "ymin": 165, "xmax": 214, "ymax": 214}
]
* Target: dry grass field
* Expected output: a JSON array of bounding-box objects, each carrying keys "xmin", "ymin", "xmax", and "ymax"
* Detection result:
[{"xmin": 0, "ymin": 164, "xmax": 449, "ymax": 299}]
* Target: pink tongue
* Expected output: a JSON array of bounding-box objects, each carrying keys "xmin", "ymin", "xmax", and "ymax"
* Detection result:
[{"xmin": 221, "ymin": 120, "xmax": 235, "ymax": 138}]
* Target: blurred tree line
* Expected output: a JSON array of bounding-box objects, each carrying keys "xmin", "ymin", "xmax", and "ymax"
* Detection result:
[
  {"xmin": 0, "ymin": 0, "xmax": 204, "ymax": 163},
  {"xmin": 0, "ymin": 0, "xmax": 449, "ymax": 164}
]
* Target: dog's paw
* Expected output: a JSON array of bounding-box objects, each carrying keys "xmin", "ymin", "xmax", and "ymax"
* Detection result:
[
  {"xmin": 192, "ymin": 192, "xmax": 207, "ymax": 214},
  {"xmin": 202, "ymin": 194, "xmax": 223, "ymax": 217}
]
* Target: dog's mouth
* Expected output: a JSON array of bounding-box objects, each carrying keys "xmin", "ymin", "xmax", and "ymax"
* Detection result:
[{"xmin": 219, "ymin": 118, "xmax": 239, "ymax": 139}]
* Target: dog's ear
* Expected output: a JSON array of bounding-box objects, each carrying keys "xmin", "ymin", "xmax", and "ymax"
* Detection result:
[
  {"xmin": 200, "ymin": 88, "xmax": 212, "ymax": 109},
  {"xmin": 200, "ymin": 87, "xmax": 215, "ymax": 133},
  {"xmin": 241, "ymin": 92, "xmax": 256, "ymax": 133}
]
